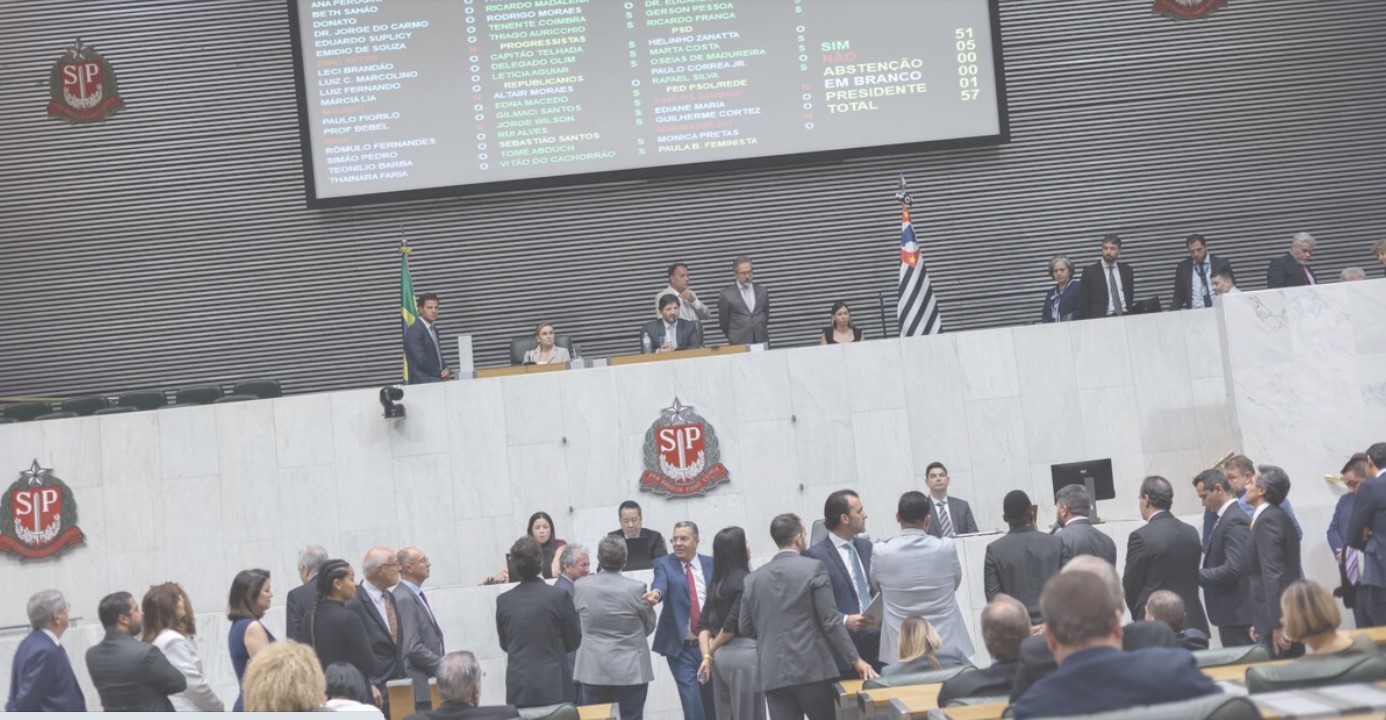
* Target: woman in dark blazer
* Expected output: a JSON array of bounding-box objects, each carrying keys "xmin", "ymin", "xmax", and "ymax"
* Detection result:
[
  {"xmin": 1245, "ymin": 465, "xmax": 1304, "ymax": 659},
  {"xmin": 1041, "ymin": 256, "xmax": 1081, "ymax": 323},
  {"xmin": 297, "ymin": 559, "xmax": 381, "ymax": 706}
]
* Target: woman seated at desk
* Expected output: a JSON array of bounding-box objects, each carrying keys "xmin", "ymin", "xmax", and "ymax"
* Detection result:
[
  {"xmin": 1280, "ymin": 580, "xmax": 1376, "ymax": 658},
  {"xmin": 820, "ymin": 301, "xmax": 864, "ymax": 344},
  {"xmin": 485, "ymin": 512, "xmax": 567, "ymax": 584},
  {"xmin": 524, "ymin": 322, "xmax": 570, "ymax": 365},
  {"xmin": 882, "ymin": 616, "xmax": 972, "ymax": 676}
]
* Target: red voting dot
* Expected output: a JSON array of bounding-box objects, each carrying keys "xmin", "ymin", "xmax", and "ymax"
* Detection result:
[{"xmin": 475, "ymin": 123, "xmax": 485, "ymax": 131}]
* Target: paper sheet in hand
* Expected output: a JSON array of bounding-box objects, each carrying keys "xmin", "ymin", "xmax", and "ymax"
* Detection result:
[{"xmin": 863, "ymin": 593, "xmax": 884, "ymax": 623}]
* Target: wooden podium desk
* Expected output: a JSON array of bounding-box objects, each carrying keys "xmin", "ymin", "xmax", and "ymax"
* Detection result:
[
  {"xmin": 608, "ymin": 345, "xmax": 749, "ymax": 366},
  {"xmin": 474, "ymin": 363, "xmax": 571, "ymax": 379}
]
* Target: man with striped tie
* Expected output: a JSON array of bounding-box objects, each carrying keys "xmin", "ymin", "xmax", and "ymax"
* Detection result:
[{"xmin": 923, "ymin": 463, "xmax": 978, "ymax": 539}]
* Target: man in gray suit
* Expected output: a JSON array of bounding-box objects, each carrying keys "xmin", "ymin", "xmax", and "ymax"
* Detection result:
[
  {"xmin": 741, "ymin": 514, "xmax": 876, "ymax": 720},
  {"xmin": 716, "ymin": 256, "xmax": 770, "ymax": 345},
  {"xmin": 1054, "ymin": 485, "xmax": 1116, "ymax": 566},
  {"xmin": 396, "ymin": 547, "xmax": 445, "ymax": 710},
  {"xmin": 575, "ymin": 536, "xmax": 656, "ymax": 720},
  {"xmin": 924, "ymin": 462, "xmax": 978, "ymax": 538},
  {"xmin": 85, "ymin": 591, "xmax": 186, "ymax": 712},
  {"xmin": 287, "ymin": 544, "xmax": 328, "ymax": 641},
  {"xmin": 554, "ymin": 544, "xmax": 590, "ymax": 702},
  {"xmin": 984, "ymin": 491, "xmax": 1063, "ymax": 625}
]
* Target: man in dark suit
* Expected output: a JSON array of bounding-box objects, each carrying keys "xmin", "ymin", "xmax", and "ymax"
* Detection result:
[
  {"xmin": 84, "ymin": 591, "xmax": 186, "ymax": 712},
  {"xmin": 984, "ymin": 490, "xmax": 1062, "ymax": 624},
  {"xmin": 6, "ymin": 590, "xmax": 85, "ymax": 711},
  {"xmin": 1074, "ymin": 234, "xmax": 1136, "ymax": 320},
  {"xmin": 1246, "ymin": 465, "xmax": 1304, "ymax": 658},
  {"xmin": 1054, "ymin": 484, "xmax": 1116, "ymax": 566},
  {"xmin": 1346, "ymin": 442, "xmax": 1386, "ymax": 628},
  {"xmin": 1193, "ymin": 469, "xmax": 1254, "ymax": 647},
  {"xmin": 403, "ymin": 651, "xmax": 520, "ymax": 720},
  {"xmin": 608, "ymin": 500, "xmax": 668, "ymax": 571},
  {"xmin": 405, "ymin": 292, "xmax": 451, "ymax": 383},
  {"xmin": 287, "ymin": 544, "xmax": 328, "ymax": 641},
  {"xmin": 742, "ymin": 514, "xmax": 875, "ymax": 720},
  {"xmin": 937, "ymin": 594, "xmax": 1029, "ymax": 706},
  {"xmin": 347, "ymin": 546, "xmax": 405, "ymax": 712},
  {"xmin": 1265, "ymin": 232, "xmax": 1319, "ymax": 288},
  {"xmin": 643, "ymin": 294, "xmax": 704, "ymax": 353},
  {"xmin": 1122, "ymin": 476, "xmax": 1209, "ymax": 634},
  {"xmin": 716, "ymin": 256, "xmax": 770, "ymax": 344},
  {"xmin": 1328, "ymin": 454, "xmax": 1371, "ymax": 629},
  {"xmin": 923, "ymin": 462, "xmax": 978, "ymax": 538},
  {"xmin": 497, "ymin": 536, "xmax": 582, "ymax": 709},
  {"xmin": 1172, "ymin": 234, "xmax": 1233, "ymax": 310},
  {"xmin": 396, "ymin": 547, "xmax": 445, "ymax": 710},
  {"xmin": 647, "ymin": 522, "xmax": 716, "ymax": 720},
  {"xmin": 554, "ymin": 544, "xmax": 589, "ymax": 701},
  {"xmin": 1010, "ymin": 572, "xmax": 1218, "ymax": 719},
  {"xmin": 802, "ymin": 490, "xmax": 881, "ymax": 675}
]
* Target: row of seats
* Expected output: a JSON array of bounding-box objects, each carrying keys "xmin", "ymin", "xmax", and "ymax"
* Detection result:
[{"xmin": 0, "ymin": 379, "xmax": 282, "ymax": 424}]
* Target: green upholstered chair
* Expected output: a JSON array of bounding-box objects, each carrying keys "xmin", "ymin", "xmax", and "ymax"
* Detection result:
[
  {"xmin": 517, "ymin": 703, "xmax": 580, "ymax": 720},
  {"xmin": 175, "ymin": 385, "xmax": 224, "ymax": 405},
  {"xmin": 93, "ymin": 406, "xmax": 136, "ymax": 415},
  {"xmin": 1192, "ymin": 643, "xmax": 1270, "ymax": 668},
  {"xmin": 2, "ymin": 402, "xmax": 52, "ymax": 422},
  {"xmin": 232, "ymin": 379, "xmax": 282, "ymax": 399},
  {"xmin": 1245, "ymin": 652, "xmax": 1386, "ymax": 694},
  {"xmin": 117, "ymin": 390, "xmax": 168, "ymax": 411},
  {"xmin": 213, "ymin": 394, "xmax": 258, "ymax": 404},
  {"xmin": 863, "ymin": 664, "xmax": 972, "ymax": 689},
  {"xmin": 944, "ymin": 694, "xmax": 1009, "ymax": 707},
  {"xmin": 35, "ymin": 412, "xmax": 77, "ymax": 421},
  {"xmin": 508, "ymin": 334, "xmax": 575, "ymax": 365},
  {"xmin": 60, "ymin": 395, "xmax": 109, "ymax": 416},
  {"xmin": 1029, "ymin": 693, "xmax": 1260, "ymax": 720}
]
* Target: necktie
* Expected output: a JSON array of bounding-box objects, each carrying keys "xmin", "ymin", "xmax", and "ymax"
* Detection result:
[
  {"xmin": 937, "ymin": 501, "xmax": 955, "ymax": 537},
  {"xmin": 1107, "ymin": 265, "xmax": 1123, "ymax": 316},
  {"xmin": 665, "ymin": 323, "xmax": 677, "ymax": 349},
  {"xmin": 741, "ymin": 284, "xmax": 755, "ymax": 313},
  {"xmin": 1346, "ymin": 547, "xmax": 1362, "ymax": 585},
  {"xmin": 1301, "ymin": 265, "xmax": 1314, "ymax": 285},
  {"xmin": 845, "ymin": 541, "xmax": 871, "ymax": 611},
  {"xmin": 1197, "ymin": 263, "xmax": 1212, "ymax": 307},
  {"xmin": 384, "ymin": 596, "xmax": 399, "ymax": 645},
  {"xmin": 684, "ymin": 563, "xmax": 701, "ymax": 635},
  {"xmin": 429, "ymin": 326, "xmax": 444, "ymax": 369}
]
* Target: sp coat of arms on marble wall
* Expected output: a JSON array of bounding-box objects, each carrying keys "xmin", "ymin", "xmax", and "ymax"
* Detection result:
[
  {"xmin": 0, "ymin": 460, "xmax": 86, "ymax": 559},
  {"xmin": 639, "ymin": 398, "xmax": 730, "ymax": 498}
]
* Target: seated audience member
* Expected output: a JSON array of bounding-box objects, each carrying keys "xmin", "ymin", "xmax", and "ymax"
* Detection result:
[
  {"xmin": 608, "ymin": 500, "xmax": 669, "ymax": 571},
  {"xmin": 5, "ymin": 590, "xmax": 85, "ymax": 712},
  {"xmin": 486, "ymin": 512, "xmax": 567, "ymax": 583},
  {"xmin": 142, "ymin": 582, "xmax": 224, "ymax": 711},
  {"xmin": 404, "ymin": 651, "xmax": 521, "ymax": 720},
  {"xmin": 1341, "ymin": 267, "xmax": 1367, "ymax": 282},
  {"xmin": 1266, "ymin": 232, "xmax": 1319, "ymax": 288},
  {"xmin": 242, "ymin": 640, "xmax": 326, "ymax": 712},
  {"xmin": 643, "ymin": 293, "xmax": 704, "ymax": 353},
  {"xmin": 1173, "ymin": 234, "xmax": 1232, "ymax": 310},
  {"xmin": 1144, "ymin": 590, "xmax": 1209, "ymax": 651},
  {"xmin": 1281, "ymin": 580, "xmax": 1376, "ymax": 658},
  {"xmin": 496, "ymin": 537, "xmax": 582, "ymax": 709},
  {"xmin": 1041, "ymin": 256, "xmax": 1080, "ymax": 323},
  {"xmin": 657, "ymin": 262, "xmax": 712, "ymax": 324},
  {"xmin": 227, "ymin": 568, "xmax": 275, "ymax": 712},
  {"xmin": 938, "ymin": 595, "xmax": 1030, "ymax": 707},
  {"xmin": 1211, "ymin": 267, "xmax": 1240, "ymax": 296},
  {"xmin": 881, "ymin": 616, "xmax": 971, "ymax": 676},
  {"xmin": 523, "ymin": 322, "xmax": 571, "ymax": 365},
  {"xmin": 984, "ymin": 490, "xmax": 1062, "ymax": 624},
  {"xmin": 297, "ymin": 559, "xmax": 379, "ymax": 705},
  {"xmin": 324, "ymin": 662, "xmax": 378, "ymax": 712},
  {"xmin": 820, "ymin": 301, "xmax": 864, "ymax": 344},
  {"xmin": 1011, "ymin": 572, "xmax": 1219, "ymax": 719},
  {"xmin": 85, "ymin": 591, "xmax": 187, "ymax": 712}
]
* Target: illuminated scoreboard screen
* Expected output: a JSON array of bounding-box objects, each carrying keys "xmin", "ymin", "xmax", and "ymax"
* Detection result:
[{"xmin": 289, "ymin": 0, "xmax": 1006, "ymax": 205}]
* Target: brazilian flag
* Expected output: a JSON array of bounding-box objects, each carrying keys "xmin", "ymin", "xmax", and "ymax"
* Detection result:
[{"xmin": 400, "ymin": 243, "xmax": 417, "ymax": 383}]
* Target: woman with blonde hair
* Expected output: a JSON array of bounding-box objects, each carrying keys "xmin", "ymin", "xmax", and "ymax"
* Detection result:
[
  {"xmin": 882, "ymin": 615, "xmax": 972, "ymax": 676},
  {"xmin": 142, "ymin": 583, "xmax": 225, "ymax": 711},
  {"xmin": 523, "ymin": 322, "xmax": 571, "ymax": 365},
  {"xmin": 1280, "ymin": 580, "xmax": 1375, "ymax": 657},
  {"xmin": 242, "ymin": 640, "xmax": 326, "ymax": 712}
]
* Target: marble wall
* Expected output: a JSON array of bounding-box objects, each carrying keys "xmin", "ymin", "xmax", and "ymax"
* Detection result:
[{"xmin": 1, "ymin": 281, "xmax": 1375, "ymax": 717}]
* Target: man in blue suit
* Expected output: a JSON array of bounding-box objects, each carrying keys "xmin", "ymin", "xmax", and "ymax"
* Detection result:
[
  {"xmin": 405, "ymin": 293, "xmax": 451, "ymax": 383},
  {"xmin": 1011, "ymin": 572, "xmax": 1219, "ymax": 719},
  {"xmin": 1347, "ymin": 442, "xmax": 1386, "ymax": 627},
  {"xmin": 646, "ymin": 521, "xmax": 715, "ymax": 720},
  {"xmin": 1327, "ymin": 454, "xmax": 1371, "ymax": 629},
  {"xmin": 802, "ymin": 489, "xmax": 881, "ymax": 674},
  {"xmin": 6, "ymin": 590, "xmax": 85, "ymax": 712}
]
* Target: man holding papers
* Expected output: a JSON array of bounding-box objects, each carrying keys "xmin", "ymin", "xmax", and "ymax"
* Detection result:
[{"xmin": 803, "ymin": 490, "xmax": 882, "ymax": 675}]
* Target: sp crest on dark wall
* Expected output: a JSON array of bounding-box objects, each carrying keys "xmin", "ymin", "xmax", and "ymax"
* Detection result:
[
  {"xmin": 1154, "ymin": 0, "xmax": 1228, "ymax": 20},
  {"xmin": 47, "ymin": 39, "xmax": 125, "ymax": 123},
  {"xmin": 0, "ymin": 460, "xmax": 86, "ymax": 559}
]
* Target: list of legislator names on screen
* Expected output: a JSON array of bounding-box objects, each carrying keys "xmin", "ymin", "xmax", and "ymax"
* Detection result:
[{"xmin": 295, "ymin": 0, "xmax": 1003, "ymax": 201}]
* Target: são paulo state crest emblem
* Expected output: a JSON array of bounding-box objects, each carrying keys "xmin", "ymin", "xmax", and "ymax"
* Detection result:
[
  {"xmin": 47, "ymin": 39, "xmax": 125, "ymax": 123},
  {"xmin": 0, "ymin": 460, "xmax": 86, "ymax": 559},
  {"xmin": 1153, "ymin": 0, "xmax": 1227, "ymax": 20},
  {"xmin": 639, "ymin": 398, "xmax": 730, "ymax": 497}
]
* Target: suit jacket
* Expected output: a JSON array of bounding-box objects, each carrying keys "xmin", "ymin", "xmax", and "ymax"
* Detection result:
[
  {"xmin": 983, "ymin": 526, "xmax": 1063, "ymax": 623},
  {"xmin": 641, "ymin": 317, "xmax": 703, "ymax": 353},
  {"xmin": 1266, "ymin": 252, "xmax": 1318, "ymax": 289},
  {"xmin": 1041, "ymin": 281, "xmax": 1081, "ymax": 323},
  {"xmin": 937, "ymin": 660, "xmax": 1018, "ymax": 707},
  {"xmin": 1248, "ymin": 503, "xmax": 1303, "ymax": 638},
  {"xmin": 346, "ymin": 582, "xmax": 404, "ymax": 689},
  {"xmin": 803, "ymin": 534, "xmax": 880, "ymax": 671},
  {"xmin": 1075, "ymin": 261, "xmax": 1136, "ymax": 320},
  {"xmin": 740, "ymin": 550, "xmax": 859, "ymax": 691},
  {"xmin": 5, "ymin": 630, "xmax": 85, "ymax": 712},
  {"xmin": 1123, "ymin": 512, "xmax": 1209, "ymax": 634},
  {"xmin": 404, "ymin": 320, "xmax": 448, "ymax": 383},
  {"xmin": 1057, "ymin": 518, "xmax": 1117, "ymax": 566},
  {"xmin": 395, "ymin": 584, "xmax": 446, "ymax": 702},
  {"xmin": 1347, "ymin": 474, "xmax": 1386, "ymax": 588},
  {"xmin": 85, "ymin": 631, "xmax": 187, "ymax": 712},
  {"xmin": 925, "ymin": 496, "xmax": 979, "ymax": 538},
  {"xmin": 1199, "ymin": 503, "xmax": 1253, "ymax": 628},
  {"xmin": 553, "ymin": 574, "xmax": 578, "ymax": 698},
  {"xmin": 1008, "ymin": 621, "xmax": 1175, "ymax": 701},
  {"xmin": 1011, "ymin": 646, "xmax": 1218, "ymax": 720},
  {"xmin": 151, "ymin": 629, "xmax": 223, "ymax": 711},
  {"xmin": 573, "ymin": 570, "xmax": 655, "ymax": 687},
  {"xmin": 497, "ymin": 578, "xmax": 582, "ymax": 706},
  {"xmin": 405, "ymin": 700, "xmax": 522, "ymax": 720},
  {"xmin": 1172, "ymin": 255, "xmax": 1233, "ymax": 310},
  {"xmin": 716, "ymin": 282, "xmax": 770, "ymax": 344},
  {"xmin": 285, "ymin": 579, "xmax": 316, "ymax": 642},
  {"xmin": 871, "ymin": 529, "xmax": 974, "ymax": 664},
  {"xmin": 650, "ymin": 553, "xmax": 714, "ymax": 657},
  {"xmin": 1329, "ymin": 491, "xmax": 1363, "ymax": 604}
]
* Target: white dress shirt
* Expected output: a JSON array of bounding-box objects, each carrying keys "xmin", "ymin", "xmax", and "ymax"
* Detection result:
[
  {"xmin": 1251, "ymin": 502, "xmax": 1269, "ymax": 526},
  {"xmin": 739, "ymin": 282, "xmax": 756, "ymax": 313},
  {"xmin": 656, "ymin": 285, "xmax": 710, "ymax": 322},
  {"xmin": 663, "ymin": 320, "xmax": 679, "ymax": 350},
  {"xmin": 41, "ymin": 628, "xmax": 60, "ymax": 646},
  {"xmin": 361, "ymin": 580, "xmax": 393, "ymax": 631},
  {"xmin": 1216, "ymin": 497, "xmax": 1238, "ymax": 519},
  {"xmin": 1189, "ymin": 260, "xmax": 1213, "ymax": 309},
  {"xmin": 833, "ymin": 534, "xmax": 869, "ymax": 621},
  {"xmin": 1104, "ymin": 262, "xmax": 1126, "ymax": 316},
  {"xmin": 682, "ymin": 559, "xmax": 706, "ymax": 638}
]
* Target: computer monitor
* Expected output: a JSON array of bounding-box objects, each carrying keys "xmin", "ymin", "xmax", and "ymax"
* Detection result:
[{"xmin": 1051, "ymin": 458, "xmax": 1116, "ymax": 524}]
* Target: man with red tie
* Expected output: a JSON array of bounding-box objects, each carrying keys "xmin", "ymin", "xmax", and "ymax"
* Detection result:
[
  {"xmin": 646, "ymin": 522, "xmax": 716, "ymax": 720},
  {"xmin": 1266, "ymin": 232, "xmax": 1320, "ymax": 288}
]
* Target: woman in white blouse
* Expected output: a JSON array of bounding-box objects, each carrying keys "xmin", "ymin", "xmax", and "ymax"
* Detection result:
[
  {"xmin": 523, "ymin": 322, "xmax": 571, "ymax": 365},
  {"xmin": 142, "ymin": 583, "xmax": 225, "ymax": 712}
]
